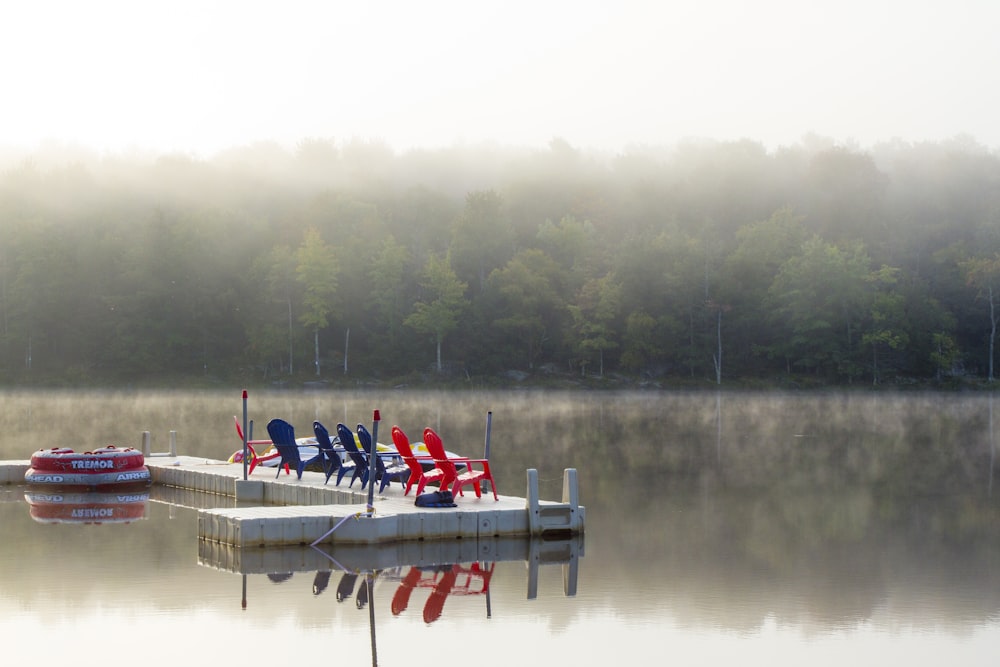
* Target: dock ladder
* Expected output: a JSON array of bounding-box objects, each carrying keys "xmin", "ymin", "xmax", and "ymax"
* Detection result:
[{"xmin": 526, "ymin": 468, "xmax": 583, "ymax": 537}]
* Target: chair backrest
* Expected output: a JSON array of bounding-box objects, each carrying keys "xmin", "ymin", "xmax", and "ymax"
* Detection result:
[
  {"xmin": 313, "ymin": 421, "xmax": 340, "ymax": 468},
  {"xmin": 356, "ymin": 424, "xmax": 385, "ymax": 475},
  {"xmin": 266, "ymin": 418, "xmax": 301, "ymax": 464},
  {"xmin": 336, "ymin": 423, "xmax": 368, "ymax": 470},
  {"xmin": 390, "ymin": 425, "xmax": 415, "ymax": 457},
  {"xmin": 422, "ymin": 427, "xmax": 459, "ymax": 477},
  {"xmin": 313, "ymin": 421, "xmax": 337, "ymax": 456},
  {"xmin": 391, "ymin": 426, "xmax": 426, "ymax": 477}
]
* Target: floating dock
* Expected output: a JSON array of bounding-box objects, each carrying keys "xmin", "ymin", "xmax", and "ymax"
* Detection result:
[{"xmin": 1, "ymin": 453, "xmax": 584, "ymax": 549}]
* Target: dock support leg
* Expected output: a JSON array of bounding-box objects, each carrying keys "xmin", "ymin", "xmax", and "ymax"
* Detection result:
[
  {"xmin": 526, "ymin": 469, "xmax": 540, "ymax": 534},
  {"xmin": 562, "ymin": 468, "xmax": 578, "ymax": 507}
]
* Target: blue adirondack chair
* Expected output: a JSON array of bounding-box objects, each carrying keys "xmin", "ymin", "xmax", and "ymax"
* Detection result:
[
  {"xmin": 312, "ymin": 420, "xmax": 345, "ymax": 485},
  {"xmin": 357, "ymin": 423, "xmax": 410, "ymax": 493},
  {"xmin": 336, "ymin": 423, "xmax": 370, "ymax": 488},
  {"xmin": 265, "ymin": 418, "xmax": 321, "ymax": 479}
]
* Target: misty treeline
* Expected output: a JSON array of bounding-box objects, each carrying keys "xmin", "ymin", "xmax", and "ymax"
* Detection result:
[{"xmin": 2, "ymin": 134, "xmax": 999, "ymax": 387}]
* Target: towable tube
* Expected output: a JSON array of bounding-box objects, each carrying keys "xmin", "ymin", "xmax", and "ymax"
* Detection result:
[
  {"xmin": 25, "ymin": 446, "xmax": 151, "ymax": 488},
  {"xmin": 30, "ymin": 446, "xmax": 146, "ymax": 472}
]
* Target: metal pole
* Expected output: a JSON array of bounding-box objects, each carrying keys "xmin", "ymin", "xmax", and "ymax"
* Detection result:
[
  {"xmin": 366, "ymin": 410, "xmax": 380, "ymax": 515},
  {"xmin": 484, "ymin": 410, "xmax": 492, "ymax": 459},
  {"xmin": 242, "ymin": 390, "xmax": 248, "ymax": 480},
  {"xmin": 483, "ymin": 411, "xmax": 493, "ymax": 494}
]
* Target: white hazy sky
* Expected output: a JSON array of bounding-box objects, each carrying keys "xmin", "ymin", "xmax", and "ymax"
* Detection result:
[{"xmin": 2, "ymin": 0, "xmax": 998, "ymax": 157}]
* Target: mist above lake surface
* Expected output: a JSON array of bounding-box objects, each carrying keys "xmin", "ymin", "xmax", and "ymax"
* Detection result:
[{"xmin": 2, "ymin": 388, "xmax": 997, "ymax": 504}]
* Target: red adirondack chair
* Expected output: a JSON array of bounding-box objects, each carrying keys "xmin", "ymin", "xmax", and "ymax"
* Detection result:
[
  {"xmin": 233, "ymin": 415, "xmax": 287, "ymax": 476},
  {"xmin": 422, "ymin": 427, "xmax": 498, "ymax": 500},
  {"xmin": 391, "ymin": 425, "xmax": 448, "ymax": 496}
]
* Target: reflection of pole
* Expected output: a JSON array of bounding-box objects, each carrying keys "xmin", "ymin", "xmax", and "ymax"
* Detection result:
[
  {"xmin": 715, "ymin": 391, "xmax": 722, "ymax": 465},
  {"xmin": 990, "ymin": 394, "xmax": 995, "ymax": 498},
  {"xmin": 367, "ymin": 573, "xmax": 378, "ymax": 667},
  {"xmin": 485, "ymin": 567, "xmax": 492, "ymax": 619},
  {"xmin": 241, "ymin": 574, "xmax": 247, "ymax": 610},
  {"xmin": 242, "ymin": 390, "xmax": 248, "ymax": 481}
]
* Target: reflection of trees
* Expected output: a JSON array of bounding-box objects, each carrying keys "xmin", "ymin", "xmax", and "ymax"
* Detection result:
[
  {"xmin": 585, "ymin": 480, "xmax": 1000, "ymax": 632},
  {"xmin": 421, "ymin": 389, "xmax": 1000, "ymax": 632}
]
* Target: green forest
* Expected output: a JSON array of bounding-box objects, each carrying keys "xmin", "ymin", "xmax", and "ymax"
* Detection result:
[{"xmin": 2, "ymin": 135, "xmax": 999, "ymax": 389}]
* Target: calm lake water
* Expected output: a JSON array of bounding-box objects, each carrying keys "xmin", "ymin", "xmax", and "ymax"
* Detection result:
[{"xmin": 1, "ymin": 389, "xmax": 999, "ymax": 666}]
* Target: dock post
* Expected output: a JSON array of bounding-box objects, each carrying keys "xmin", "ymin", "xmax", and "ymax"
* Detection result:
[
  {"xmin": 142, "ymin": 430, "xmax": 179, "ymax": 458},
  {"xmin": 242, "ymin": 390, "xmax": 248, "ymax": 481},
  {"xmin": 484, "ymin": 410, "xmax": 493, "ymax": 459},
  {"xmin": 562, "ymin": 468, "xmax": 578, "ymax": 508},
  {"xmin": 483, "ymin": 411, "xmax": 493, "ymax": 494},
  {"xmin": 526, "ymin": 469, "xmax": 540, "ymax": 534},
  {"xmin": 366, "ymin": 410, "xmax": 380, "ymax": 516}
]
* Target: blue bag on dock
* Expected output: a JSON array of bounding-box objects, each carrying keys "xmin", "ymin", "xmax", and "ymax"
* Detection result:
[{"xmin": 414, "ymin": 490, "xmax": 456, "ymax": 508}]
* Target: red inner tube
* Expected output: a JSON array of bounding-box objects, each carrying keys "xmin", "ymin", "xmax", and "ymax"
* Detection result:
[{"xmin": 29, "ymin": 446, "xmax": 146, "ymax": 473}]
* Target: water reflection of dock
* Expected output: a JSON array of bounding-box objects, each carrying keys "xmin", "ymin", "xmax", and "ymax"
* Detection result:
[
  {"xmin": 198, "ymin": 535, "xmax": 582, "ymax": 667},
  {"xmin": 198, "ymin": 534, "xmax": 582, "ymax": 601}
]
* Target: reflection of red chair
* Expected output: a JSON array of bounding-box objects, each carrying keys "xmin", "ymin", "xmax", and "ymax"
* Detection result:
[
  {"xmin": 391, "ymin": 566, "xmax": 424, "ymax": 615},
  {"xmin": 452, "ymin": 562, "xmax": 494, "ymax": 595},
  {"xmin": 422, "ymin": 565, "xmax": 459, "ymax": 623},
  {"xmin": 423, "ymin": 428, "xmax": 498, "ymax": 500},
  {"xmin": 417, "ymin": 562, "xmax": 494, "ymax": 623},
  {"xmin": 379, "ymin": 561, "xmax": 495, "ymax": 624},
  {"xmin": 391, "ymin": 426, "xmax": 446, "ymax": 496}
]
